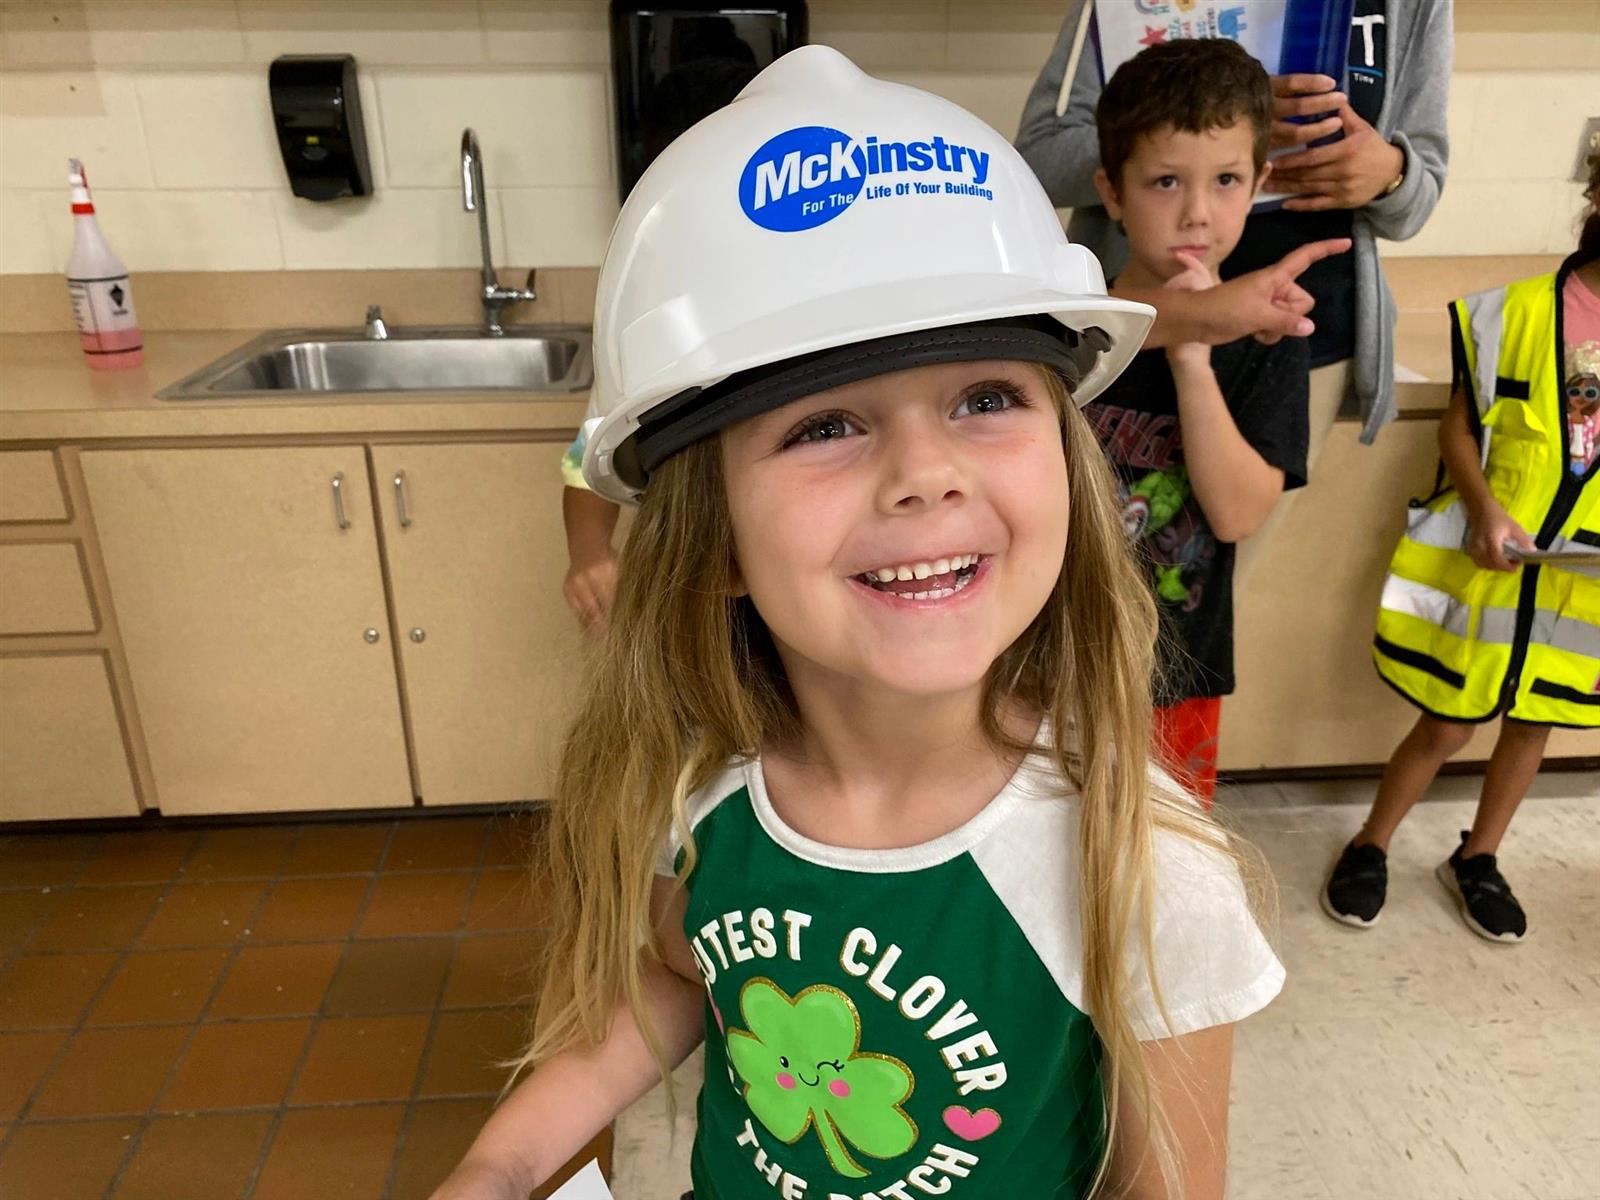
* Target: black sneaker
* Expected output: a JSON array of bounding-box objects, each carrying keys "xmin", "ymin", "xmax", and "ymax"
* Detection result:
[
  {"xmin": 1321, "ymin": 840, "xmax": 1387, "ymax": 928},
  {"xmin": 1436, "ymin": 831, "xmax": 1526, "ymax": 943}
]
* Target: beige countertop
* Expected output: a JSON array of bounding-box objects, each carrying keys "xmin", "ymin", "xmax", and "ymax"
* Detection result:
[
  {"xmin": 0, "ymin": 330, "xmax": 590, "ymax": 443},
  {"xmin": 0, "ymin": 320, "xmax": 1448, "ymax": 446}
]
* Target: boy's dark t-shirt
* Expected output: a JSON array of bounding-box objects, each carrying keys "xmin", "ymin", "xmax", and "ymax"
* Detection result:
[{"xmin": 1085, "ymin": 335, "xmax": 1310, "ymax": 704}]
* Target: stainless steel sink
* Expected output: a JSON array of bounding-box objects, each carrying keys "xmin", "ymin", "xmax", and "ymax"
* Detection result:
[{"xmin": 157, "ymin": 326, "xmax": 592, "ymax": 399}]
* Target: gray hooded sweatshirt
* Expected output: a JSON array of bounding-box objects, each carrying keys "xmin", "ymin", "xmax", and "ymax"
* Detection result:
[{"xmin": 1015, "ymin": 0, "xmax": 1452, "ymax": 444}]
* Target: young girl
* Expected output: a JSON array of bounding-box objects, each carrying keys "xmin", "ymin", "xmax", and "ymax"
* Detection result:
[
  {"xmin": 433, "ymin": 46, "xmax": 1282, "ymax": 1200},
  {"xmin": 1326, "ymin": 150, "xmax": 1600, "ymax": 941}
]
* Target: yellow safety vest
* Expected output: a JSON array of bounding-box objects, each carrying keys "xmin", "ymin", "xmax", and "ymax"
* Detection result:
[{"xmin": 1373, "ymin": 258, "xmax": 1600, "ymax": 728}]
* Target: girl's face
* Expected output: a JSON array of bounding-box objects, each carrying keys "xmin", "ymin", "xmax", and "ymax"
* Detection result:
[{"xmin": 720, "ymin": 359, "xmax": 1070, "ymax": 701}]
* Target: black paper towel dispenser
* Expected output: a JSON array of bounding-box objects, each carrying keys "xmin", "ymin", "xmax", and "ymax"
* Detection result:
[
  {"xmin": 269, "ymin": 54, "xmax": 373, "ymax": 202},
  {"xmin": 610, "ymin": 1, "xmax": 807, "ymax": 203}
]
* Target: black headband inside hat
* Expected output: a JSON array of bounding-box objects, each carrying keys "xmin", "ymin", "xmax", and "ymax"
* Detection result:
[{"xmin": 612, "ymin": 316, "xmax": 1112, "ymax": 491}]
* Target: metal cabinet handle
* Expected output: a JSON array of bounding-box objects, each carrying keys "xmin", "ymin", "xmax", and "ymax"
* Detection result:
[
  {"xmin": 331, "ymin": 472, "xmax": 351, "ymax": 531},
  {"xmin": 393, "ymin": 470, "xmax": 412, "ymax": 528},
  {"xmin": 409, "ymin": 628, "xmax": 426, "ymax": 643}
]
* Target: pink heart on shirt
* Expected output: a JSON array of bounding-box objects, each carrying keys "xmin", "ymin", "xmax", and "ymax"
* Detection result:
[{"xmin": 943, "ymin": 1105, "xmax": 1002, "ymax": 1141}]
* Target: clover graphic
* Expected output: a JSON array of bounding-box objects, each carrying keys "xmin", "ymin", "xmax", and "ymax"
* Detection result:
[{"xmin": 726, "ymin": 978, "xmax": 917, "ymax": 1178}]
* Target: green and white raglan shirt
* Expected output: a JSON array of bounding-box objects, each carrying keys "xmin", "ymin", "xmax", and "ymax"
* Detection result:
[{"xmin": 658, "ymin": 749, "xmax": 1284, "ymax": 1199}]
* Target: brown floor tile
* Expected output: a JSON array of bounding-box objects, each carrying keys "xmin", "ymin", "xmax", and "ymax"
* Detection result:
[
  {"xmin": 289, "ymin": 1014, "xmax": 430, "ymax": 1104},
  {"xmin": 384, "ymin": 817, "xmax": 489, "ymax": 872},
  {"xmin": 441, "ymin": 932, "xmax": 539, "ymax": 1009},
  {"xmin": 110, "ymin": 1111, "xmax": 274, "ymax": 1200},
  {"xmin": 0, "ymin": 833, "xmax": 98, "ymax": 889},
  {"xmin": 464, "ymin": 869, "xmax": 549, "ymax": 932},
  {"xmin": 250, "ymin": 1103, "xmax": 404, "ymax": 1200},
  {"xmin": 0, "ymin": 1030, "xmax": 67, "ymax": 1122},
  {"xmin": 136, "ymin": 881, "xmax": 265, "ymax": 948},
  {"xmin": 181, "ymin": 826, "xmax": 297, "ymax": 881},
  {"xmin": 29, "ymin": 885, "xmax": 163, "ymax": 953},
  {"xmin": 532, "ymin": 1129, "xmax": 614, "ymax": 1200},
  {"xmin": 86, "ymin": 947, "xmax": 230, "ymax": 1026},
  {"xmin": 0, "ymin": 890, "xmax": 62, "ymax": 955},
  {"xmin": 77, "ymin": 830, "xmax": 199, "ymax": 885},
  {"xmin": 281, "ymin": 821, "xmax": 392, "ymax": 876},
  {"xmin": 481, "ymin": 811, "xmax": 540, "ymax": 868},
  {"xmin": 157, "ymin": 1018, "xmax": 311, "ymax": 1111},
  {"xmin": 323, "ymin": 938, "xmax": 452, "ymax": 1016},
  {"xmin": 0, "ymin": 951, "xmax": 118, "ymax": 1027},
  {"xmin": 388, "ymin": 1096, "xmax": 498, "ymax": 1200},
  {"xmin": 29, "ymin": 1025, "xmax": 188, "ymax": 1118},
  {"xmin": 0, "ymin": 1117, "xmax": 142, "ymax": 1200},
  {"xmin": 417, "ymin": 1007, "xmax": 527, "ymax": 1097},
  {"xmin": 251, "ymin": 876, "xmax": 369, "ymax": 943},
  {"xmin": 207, "ymin": 943, "xmax": 342, "ymax": 1019},
  {"xmin": 356, "ymin": 873, "xmax": 473, "ymax": 938}
]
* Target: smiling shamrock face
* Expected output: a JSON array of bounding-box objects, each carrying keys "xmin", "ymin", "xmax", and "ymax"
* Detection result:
[{"xmin": 726, "ymin": 978, "xmax": 918, "ymax": 1178}]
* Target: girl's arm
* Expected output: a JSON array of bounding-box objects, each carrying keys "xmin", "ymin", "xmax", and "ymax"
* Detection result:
[
  {"xmin": 430, "ymin": 879, "xmax": 706, "ymax": 1199},
  {"xmin": 1105, "ymin": 1023, "xmax": 1235, "ymax": 1200},
  {"xmin": 1438, "ymin": 384, "xmax": 1534, "ymax": 572}
]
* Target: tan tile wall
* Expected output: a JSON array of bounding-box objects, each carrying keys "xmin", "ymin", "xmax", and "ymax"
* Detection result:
[{"xmin": 0, "ymin": 0, "xmax": 1595, "ymax": 277}]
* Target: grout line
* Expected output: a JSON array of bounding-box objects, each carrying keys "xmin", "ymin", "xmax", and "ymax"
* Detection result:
[
  {"xmin": 3, "ymin": 835, "xmax": 203, "ymax": 1190},
  {"xmin": 240, "ymin": 820, "xmax": 399, "ymax": 1200},
  {"xmin": 379, "ymin": 829, "xmax": 496, "ymax": 1198},
  {"xmin": 98, "ymin": 873, "xmax": 281, "ymax": 1200}
]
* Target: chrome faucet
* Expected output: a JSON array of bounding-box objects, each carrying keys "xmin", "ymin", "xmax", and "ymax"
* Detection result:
[
  {"xmin": 364, "ymin": 305, "xmax": 389, "ymax": 340},
  {"xmin": 461, "ymin": 127, "xmax": 535, "ymax": 336}
]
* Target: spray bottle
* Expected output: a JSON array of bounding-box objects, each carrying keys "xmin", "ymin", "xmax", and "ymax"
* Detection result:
[{"xmin": 66, "ymin": 157, "xmax": 143, "ymax": 370}]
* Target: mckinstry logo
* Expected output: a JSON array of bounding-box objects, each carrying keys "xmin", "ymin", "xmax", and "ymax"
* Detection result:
[{"xmin": 738, "ymin": 125, "xmax": 995, "ymax": 232}]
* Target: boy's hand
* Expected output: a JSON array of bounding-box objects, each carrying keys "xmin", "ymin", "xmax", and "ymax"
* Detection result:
[
  {"xmin": 1465, "ymin": 502, "xmax": 1535, "ymax": 572},
  {"xmin": 1208, "ymin": 238, "xmax": 1352, "ymax": 344},
  {"xmin": 563, "ymin": 550, "xmax": 619, "ymax": 634},
  {"xmin": 1272, "ymin": 106, "xmax": 1405, "ymax": 212},
  {"xmin": 1164, "ymin": 252, "xmax": 1215, "ymax": 369},
  {"xmin": 1268, "ymin": 74, "xmax": 1348, "ymax": 148}
]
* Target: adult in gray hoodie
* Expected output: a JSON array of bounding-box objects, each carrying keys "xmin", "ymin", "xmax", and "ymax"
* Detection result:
[{"xmin": 1017, "ymin": 0, "xmax": 1451, "ymax": 448}]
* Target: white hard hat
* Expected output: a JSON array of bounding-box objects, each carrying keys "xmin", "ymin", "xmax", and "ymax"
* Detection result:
[{"xmin": 582, "ymin": 44, "xmax": 1154, "ymax": 503}]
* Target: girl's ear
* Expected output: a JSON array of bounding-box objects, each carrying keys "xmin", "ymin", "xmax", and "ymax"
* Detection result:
[{"xmin": 1093, "ymin": 167, "xmax": 1123, "ymax": 221}]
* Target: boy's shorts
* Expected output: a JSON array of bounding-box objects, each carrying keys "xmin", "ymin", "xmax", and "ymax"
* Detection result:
[{"xmin": 1154, "ymin": 695, "xmax": 1222, "ymax": 806}]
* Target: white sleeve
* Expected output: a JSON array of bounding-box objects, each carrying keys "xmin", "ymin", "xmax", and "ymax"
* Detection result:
[
  {"xmin": 653, "ymin": 763, "xmax": 745, "ymax": 877},
  {"xmin": 1125, "ymin": 830, "xmax": 1285, "ymax": 1042}
]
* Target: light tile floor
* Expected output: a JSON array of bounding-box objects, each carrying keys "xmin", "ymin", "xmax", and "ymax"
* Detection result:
[{"xmin": 609, "ymin": 773, "xmax": 1600, "ymax": 1200}]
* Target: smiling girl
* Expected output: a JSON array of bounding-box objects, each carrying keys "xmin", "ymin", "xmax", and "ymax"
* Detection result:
[{"xmin": 432, "ymin": 46, "xmax": 1282, "ymax": 1200}]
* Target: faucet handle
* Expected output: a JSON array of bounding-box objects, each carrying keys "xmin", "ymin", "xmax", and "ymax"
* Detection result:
[{"xmin": 364, "ymin": 304, "xmax": 389, "ymax": 340}]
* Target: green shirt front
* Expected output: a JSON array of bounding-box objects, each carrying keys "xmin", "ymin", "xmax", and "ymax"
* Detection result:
[{"xmin": 662, "ymin": 752, "xmax": 1283, "ymax": 1199}]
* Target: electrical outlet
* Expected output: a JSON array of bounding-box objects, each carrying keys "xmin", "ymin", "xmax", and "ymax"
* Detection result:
[{"xmin": 1576, "ymin": 117, "xmax": 1600, "ymax": 183}]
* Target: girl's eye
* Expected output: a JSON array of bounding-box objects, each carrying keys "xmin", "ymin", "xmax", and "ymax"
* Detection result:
[
  {"xmin": 783, "ymin": 410, "xmax": 859, "ymax": 448},
  {"xmin": 1218, "ymin": 172, "xmax": 1241, "ymax": 186},
  {"xmin": 955, "ymin": 383, "xmax": 1026, "ymax": 418}
]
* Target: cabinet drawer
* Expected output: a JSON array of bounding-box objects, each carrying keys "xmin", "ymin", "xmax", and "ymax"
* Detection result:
[
  {"xmin": 0, "ymin": 543, "xmax": 97, "ymax": 635},
  {"xmin": 0, "ymin": 452, "xmax": 70, "ymax": 522},
  {"xmin": 0, "ymin": 653, "xmax": 139, "ymax": 820}
]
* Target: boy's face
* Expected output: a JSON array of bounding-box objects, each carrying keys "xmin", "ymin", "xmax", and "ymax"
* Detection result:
[{"xmin": 1095, "ymin": 119, "xmax": 1265, "ymax": 284}]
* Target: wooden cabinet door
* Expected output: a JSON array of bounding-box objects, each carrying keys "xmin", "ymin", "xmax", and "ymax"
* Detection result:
[
  {"xmin": 0, "ymin": 653, "xmax": 139, "ymax": 821},
  {"xmin": 81, "ymin": 447, "xmax": 414, "ymax": 815},
  {"xmin": 371, "ymin": 443, "xmax": 587, "ymax": 806}
]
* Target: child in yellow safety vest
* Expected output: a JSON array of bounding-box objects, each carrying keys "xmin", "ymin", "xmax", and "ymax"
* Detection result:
[{"xmin": 1323, "ymin": 150, "xmax": 1600, "ymax": 943}]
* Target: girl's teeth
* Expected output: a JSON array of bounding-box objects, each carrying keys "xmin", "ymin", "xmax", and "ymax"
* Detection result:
[
  {"xmin": 863, "ymin": 554, "xmax": 981, "ymax": 583},
  {"xmin": 873, "ymin": 567, "xmax": 897, "ymax": 583},
  {"xmin": 895, "ymin": 565, "xmax": 914, "ymax": 582},
  {"xmin": 912, "ymin": 562, "xmax": 933, "ymax": 580},
  {"xmin": 933, "ymin": 557, "xmax": 950, "ymax": 574}
]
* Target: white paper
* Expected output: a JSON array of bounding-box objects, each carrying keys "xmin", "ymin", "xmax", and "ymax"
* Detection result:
[
  {"xmin": 546, "ymin": 1161, "xmax": 617, "ymax": 1200},
  {"xmin": 1093, "ymin": 0, "xmax": 1289, "ymax": 81}
]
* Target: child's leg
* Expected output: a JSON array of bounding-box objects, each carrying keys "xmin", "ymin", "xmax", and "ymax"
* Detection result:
[
  {"xmin": 1356, "ymin": 713, "xmax": 1475, "ymax": 850},
  {"xmin": 1463, "ymin": 719, "xmax": 1551, "ymax": 856}
]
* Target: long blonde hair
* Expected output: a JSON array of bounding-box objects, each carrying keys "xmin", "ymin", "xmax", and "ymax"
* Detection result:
[{"xmin": 523, "ymin": 365, "xmax": 1250, "ymax": 1194}]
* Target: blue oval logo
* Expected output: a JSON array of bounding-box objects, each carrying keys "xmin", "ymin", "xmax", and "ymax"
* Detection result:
[{"xmin": 738, "ymin": 126, "xmax": 866, "ymax": 233}]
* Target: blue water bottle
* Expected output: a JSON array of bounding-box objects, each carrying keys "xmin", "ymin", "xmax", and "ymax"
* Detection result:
[{"xmin": 1279, "ymin": 0, "xmax": 1354, "ymax": 144}]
